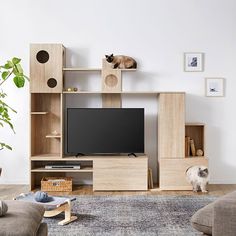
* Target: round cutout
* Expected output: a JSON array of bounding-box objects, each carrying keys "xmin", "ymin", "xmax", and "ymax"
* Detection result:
[
  {"xmin": 105, "ymin": 74, "xmax": 118, "ymax": 88},
  {"xmin": 47, "ymin": 78, "xmax": 57, "ymax": 88},
  {"xmin": 36, "ymin": 50, "xmax": 49, "ymax": 63}
]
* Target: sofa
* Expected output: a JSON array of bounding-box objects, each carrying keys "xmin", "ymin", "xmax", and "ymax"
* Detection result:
[
  {"xmin": 0, "ymin": 200, "xmax": 47, "ymax": 236},
  {"xmin": 191, "ymin": 191, "xmax": 236, "ymax": 236}
]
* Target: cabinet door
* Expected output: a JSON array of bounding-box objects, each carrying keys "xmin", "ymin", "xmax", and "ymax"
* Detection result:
[
  {"xmin": 93, "ymin": 157, "xmax": 148, "ymax": 191},
  {"xmin": 158, "ymin": 93, "xmax": 185, "ymax": 158},
  {"xmin": 159, "ymin": 158, "xmax": 208, "ymax": 190}
]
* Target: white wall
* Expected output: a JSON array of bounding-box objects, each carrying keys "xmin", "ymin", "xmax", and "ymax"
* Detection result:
[{"xmin": 0, "ymin": 0, "xmax": 236, "ymax": 184}]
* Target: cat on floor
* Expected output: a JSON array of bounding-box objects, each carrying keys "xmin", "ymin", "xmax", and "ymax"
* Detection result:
[
  {"xmin": 186, "ymin": 166, "xmax": 209, "ymax": 193},
  {"xmin": 105, "ymin": 54, "xmax": 137, "ymax": 69}
]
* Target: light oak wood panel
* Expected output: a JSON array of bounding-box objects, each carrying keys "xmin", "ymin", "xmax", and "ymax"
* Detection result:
[
  {"xmin": 30, "ymin": 44, "xmax": 64, "ymax": 93},
  {"xmin": 159, "ymin": 158, "xmax": 208, "ymax": 190},
  {"xmin": 60, "ymin": 93, "xmax": 64, "ymax": 158},
  {"xmin": 63, "ymin": 68, "xmax": 101, "ymax": 71},
  {"xmin": 63, "ymin": 68, "xmax": 136, "ymax": 72},
  {"xmin": 31, "ymin": 167, "xmax": 93, "ymax": 173},
  {"xmin": 93, "ymin": 156, "xmax": 148, "ymax": 191},
  {"xmin": 31, "ymin": 112, "xmax": 48, "ymax": 115},
  {"xmin": 63, "ymin": 91, "xmax": 184, "ymax": 94},
  {"xmin": 102, "ymin": 59, "xmax": 122, "ymax": 92},
  {"xmin": 102, "ymin": 94, "xmax": 121, "ymax": 108},
  {"xmin": 158, "ymin": 93, "xmax": 185, "ymax": 159}
]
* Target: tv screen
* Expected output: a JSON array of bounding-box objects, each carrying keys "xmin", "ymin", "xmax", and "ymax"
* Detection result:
[{"xmin": 67, "ymin": 108, "xmax": 144, "ymax": 155}]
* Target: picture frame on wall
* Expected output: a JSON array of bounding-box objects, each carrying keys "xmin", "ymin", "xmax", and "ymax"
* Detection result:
[
  {"xmin": 205, "ymin": 78, "xmax": 225, "ymax": 97},
  {"xmin": 184, "ymin": 52, "xmax": 204, "ymax": 72}
]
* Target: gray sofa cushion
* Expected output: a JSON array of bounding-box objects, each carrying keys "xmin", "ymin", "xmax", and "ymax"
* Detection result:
[
  {"xmin": 213, "ymin": 198, "xmax": 236, "ymax": 236},
  {"xmin": 191, "ymin": 202, "xmax": 213, "ymax": 235},
  {"xmin": 191, "ymin": 191, "xmax": 236, "ymax": 235},
  {"xmin": 0, "ymin": 200, "xmax": 45, "ymax": 236},
  {"xmin": 37, "ymin": 223, "xmax": 48, "ymax": 236}
]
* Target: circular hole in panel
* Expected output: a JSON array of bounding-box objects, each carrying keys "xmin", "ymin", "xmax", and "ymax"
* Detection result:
[
  {"xmin": 105, "ymin": 74, "xmax": 118, "ymax": 87},
  {"xmin": 36, "ymin": 50, "xmax": 49, "ymax": 63},
  {"xmin": 47, "ymin": 78, "xmax": 57, "ymax": 88}
]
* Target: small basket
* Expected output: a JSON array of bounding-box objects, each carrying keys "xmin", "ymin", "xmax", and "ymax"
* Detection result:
[{"xmin": 41, "ymin": 177, "xmax": 72, "ymax": 192}]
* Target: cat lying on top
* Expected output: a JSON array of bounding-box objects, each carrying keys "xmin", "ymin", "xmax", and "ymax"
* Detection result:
[{"xmin": 105, "ymin": 54, "xmax": 137, "ymax": 69}]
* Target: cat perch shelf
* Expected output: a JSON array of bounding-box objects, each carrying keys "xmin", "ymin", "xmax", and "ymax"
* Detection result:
[{"xmin": 62, "ymin": 68, "xmax": 136, "ymax": 71}]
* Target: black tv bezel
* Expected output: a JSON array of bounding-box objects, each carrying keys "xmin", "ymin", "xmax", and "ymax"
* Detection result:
[{"xmin": 66, "ymin": 108, "xmax": 145, "ymax": 155}]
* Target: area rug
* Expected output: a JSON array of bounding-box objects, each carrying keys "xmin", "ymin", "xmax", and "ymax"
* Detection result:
[{"xmin": 44, "ymin": 195, "xmax": 217, "ymax": 236}]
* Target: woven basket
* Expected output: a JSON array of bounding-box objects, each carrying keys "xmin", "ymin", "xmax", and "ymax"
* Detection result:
[{"xmin": 41, "ymin": 177, "xmax": 72, "ymax": 192}]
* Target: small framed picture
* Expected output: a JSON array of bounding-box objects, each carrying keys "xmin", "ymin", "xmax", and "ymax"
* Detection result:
[
  {"xmin": 205, "ymin": 78, "xmax": 225, "ymax": 97},
  {"xmin": 184, "ymin": 52, "xmax": 204, "ymax": 72}
]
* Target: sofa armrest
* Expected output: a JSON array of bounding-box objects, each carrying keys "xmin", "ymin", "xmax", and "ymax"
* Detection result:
[{"xmin": 213, "ymin": 199, "xmax": 236, "ymax": 236}]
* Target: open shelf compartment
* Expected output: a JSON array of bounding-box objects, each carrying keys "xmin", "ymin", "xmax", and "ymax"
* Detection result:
[
  {"xmin": 185, "ymin": 123, "xmax": 205, "ymax": 158},
  {"xmin": 30, "ymin": 93, "xmax": 63, "ymax": 158}
]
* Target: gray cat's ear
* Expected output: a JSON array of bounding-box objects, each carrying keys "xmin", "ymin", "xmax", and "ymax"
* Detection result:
[
  {"xmin": 204, "ymin": 168, "xmax": 208, "ymax": 173},
  {"xmin": 111, "ymin": 53, "xmax": 113, "ymax": 57},
  {"xmin": 105, "ymin": 55, "xmax": 108, "ymax": 58}
]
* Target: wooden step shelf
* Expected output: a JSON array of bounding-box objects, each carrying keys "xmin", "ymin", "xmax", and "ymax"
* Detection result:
[
  {"xmin": 63, "ymin": 91, "xmax": 159, "ymax": 94},
  {"xmin": 45, "ymin": 135, "xmax": 61, "ymax": 138},
  {"xmin": 31, "ymin": 167, "xmax": 93, "ymax": 173},
  {"xmin": 31, "ymin": 154, "xmax": 61, "ymax": 159},
  {"xmin": 63, "ymin": 68, "xmax": 101, "ymax": 71},
  {"xmin": 31, "ymin": 156, "xmax": 94, "ymax": 161},
  {"xmin": 31, "ymin": 112, "xmax": 48, "ymax": 115},
  {"xmin": 63, "ymin": 68, "xmax": 137, "ymax": 72}
]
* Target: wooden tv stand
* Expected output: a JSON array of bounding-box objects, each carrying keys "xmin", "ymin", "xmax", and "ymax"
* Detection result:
[{"xmin": 30, "ymin": 155, "xmax": 148, "ymax": 191}]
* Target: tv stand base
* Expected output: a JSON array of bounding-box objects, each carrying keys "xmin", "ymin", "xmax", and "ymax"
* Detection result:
[
  {"xmin": 128, "ymin": 153, "xmax": 137, "ymax": 157},
  {"xmin": 75, "ymin": 153, "xmax": 85, "ymax": 157}
]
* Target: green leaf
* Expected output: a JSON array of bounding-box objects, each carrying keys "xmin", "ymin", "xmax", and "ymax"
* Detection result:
[
  {"xmin": 12, "ymin": 57, "xmax": 21, "ymax": 65},
  {"xmin": 4, "ymin": 144, "xmax": 12, "ymax": 150},
  {"xmin": 7, "ymin": 60, "xmax": 14, "ymax": 68},
  {"xmin": 2, "ymin": 71, "xmax": 9, "ymax": 80},
  {"xmin": 16, "ymin": 64, "xmax": 23, "ymax": 74},
  {"xmin": 0, "ymin": 143, "xmax": 12, "ymax": 150},
  {"xmin": 3, "ymin": 63, "xmax": 11, "ymax": 69},
  {"xmin": 13, "ymin": 76, "xmax": 25, "ymax": 88}
]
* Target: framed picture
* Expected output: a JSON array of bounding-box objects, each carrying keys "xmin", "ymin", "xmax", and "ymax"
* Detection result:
[
  {"xmin": 205, "ymin": 78, "xmax": 225, "ymax": 97},
  {"xmin": 184, "ymin": 52, "xmax": 204, "ymax": 72}
]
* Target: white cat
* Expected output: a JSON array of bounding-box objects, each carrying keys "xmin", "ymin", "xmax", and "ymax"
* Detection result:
[{"xmin": 186, "ymin": 166, "xmax": 209, "ymax": 193}]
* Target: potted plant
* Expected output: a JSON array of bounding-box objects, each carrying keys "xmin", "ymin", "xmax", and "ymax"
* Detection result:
[{"xmin": 0, "ymin": 57, "xmax": 28, "ymax": 175}]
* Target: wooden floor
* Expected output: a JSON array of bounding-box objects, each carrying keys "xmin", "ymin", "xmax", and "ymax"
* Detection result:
[{"xmin": 1, "ymin": 184, "xmax": 236, "ymax": 200}]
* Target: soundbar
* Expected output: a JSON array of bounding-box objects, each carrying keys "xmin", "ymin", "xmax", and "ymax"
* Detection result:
[{"xmin": 45, "ymin": 165, "xmax": 81, "ymax": 169}]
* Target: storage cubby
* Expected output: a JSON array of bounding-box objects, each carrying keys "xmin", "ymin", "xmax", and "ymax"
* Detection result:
[
  {"xmin": 31, "ymin": 160, "xmax": 93, "ymax": 173},
  {"xmin": 30, "ymin": 93, "xmax": 63, "ymax": 158},
  {"xmin": 185, "ymin": 123, "xmax": 205, "ymax": 157}
]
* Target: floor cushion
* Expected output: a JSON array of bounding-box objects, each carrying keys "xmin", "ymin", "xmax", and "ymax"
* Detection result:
[
  {"xmin": 0, "ymin": 200, "xmax": 45, "ymax": 236},
  {"xmin": 191, "ymin": 202, "xmax": 213, "ymax": 235}
]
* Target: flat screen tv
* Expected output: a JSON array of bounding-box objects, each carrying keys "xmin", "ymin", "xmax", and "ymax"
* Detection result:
[{"xmin": 67, "ymin": 108, "xmax": 144, "ymax": 155}]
